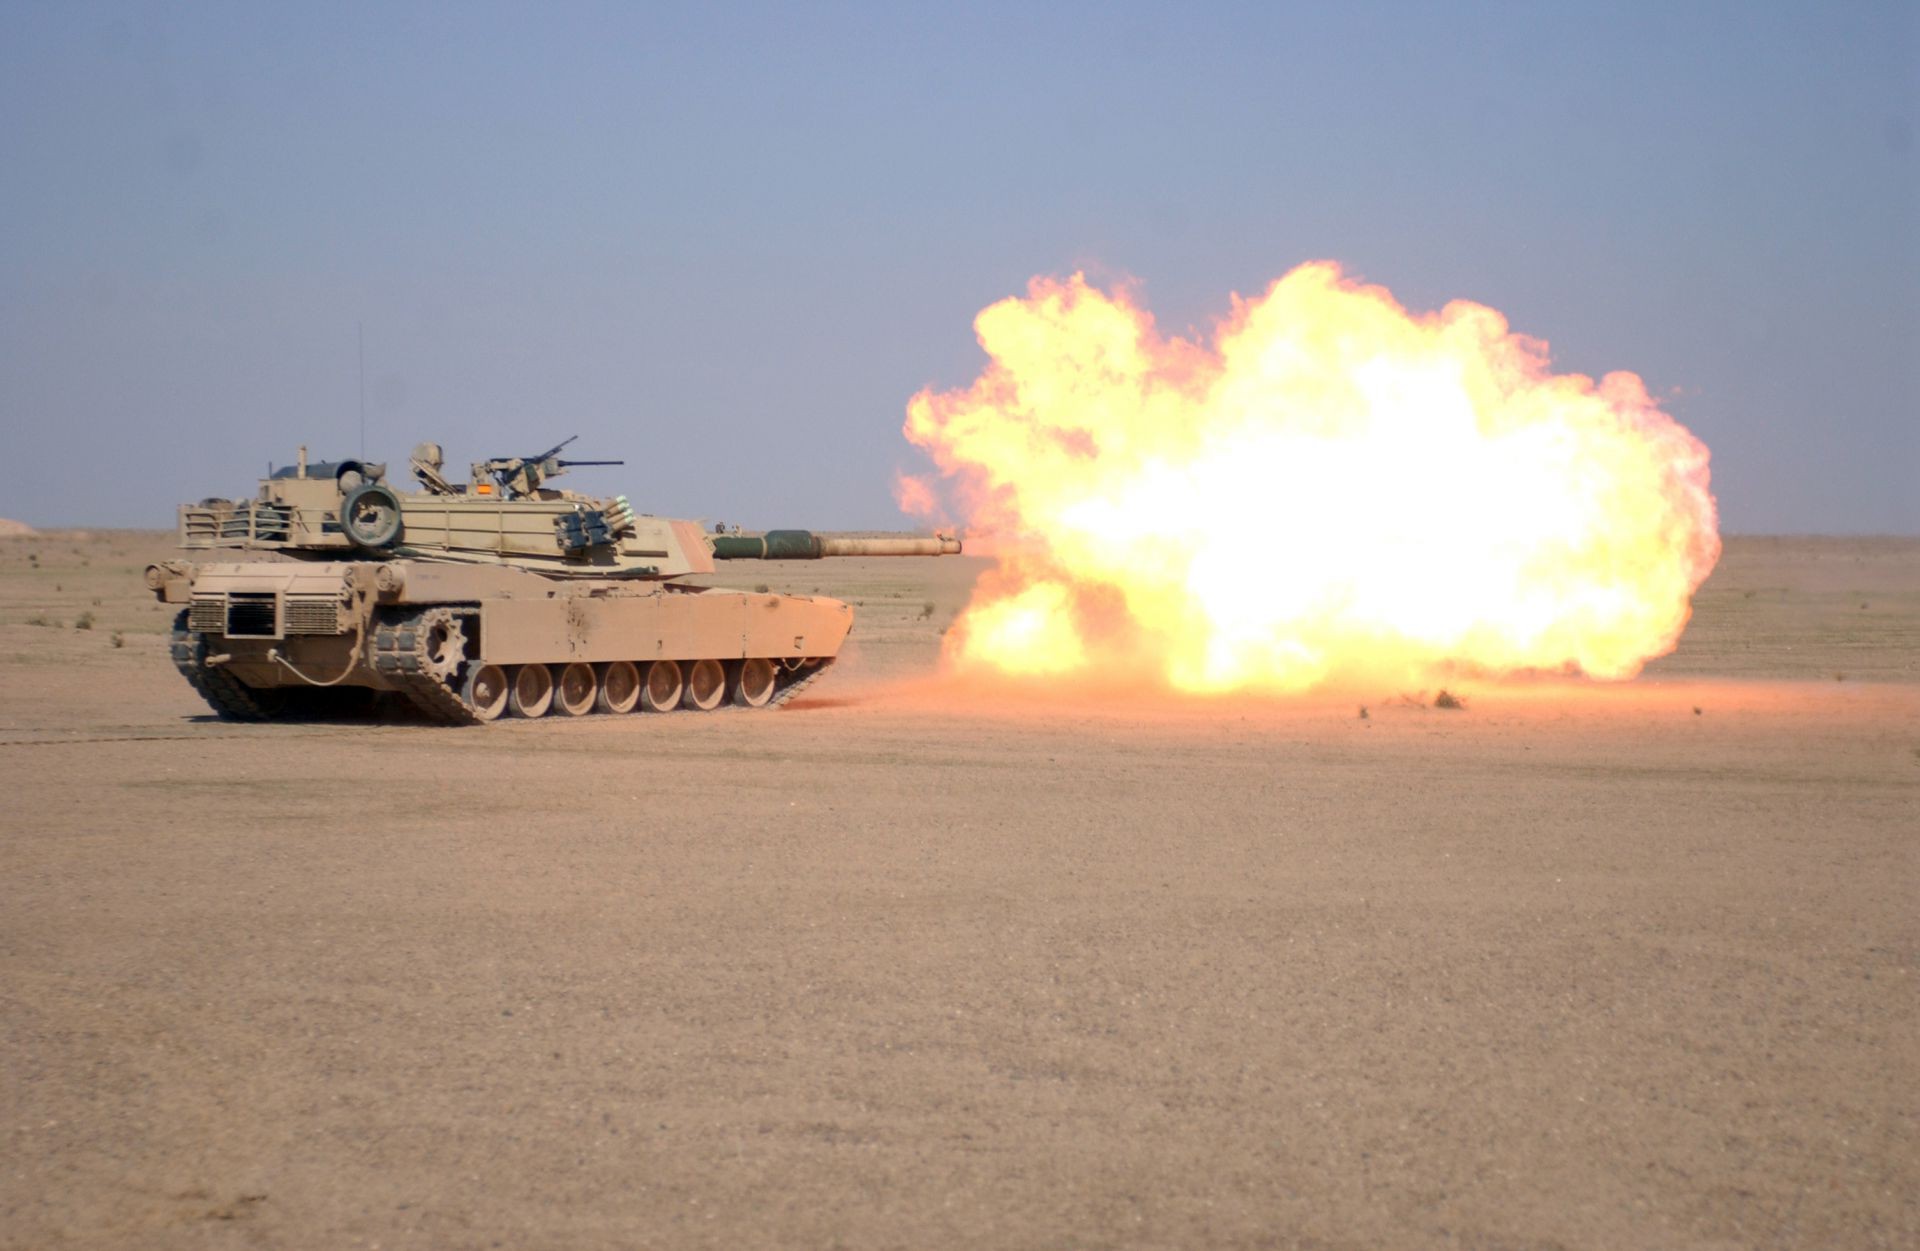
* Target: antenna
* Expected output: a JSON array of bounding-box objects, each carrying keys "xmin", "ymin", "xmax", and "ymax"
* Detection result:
[{"xmin": 357, "ymin": 321, "xmax": 367, "ymax": 459}]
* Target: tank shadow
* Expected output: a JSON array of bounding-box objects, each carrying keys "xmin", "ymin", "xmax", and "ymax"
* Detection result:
[{"xmin": 181, "ymin": 690, "xmax": 451, "ymax": 726}]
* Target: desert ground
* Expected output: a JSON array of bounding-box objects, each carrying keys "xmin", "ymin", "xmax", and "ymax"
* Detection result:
[{"xmin": 1, "ymin": 531, "xmax": 1914, "ymax": 1250}]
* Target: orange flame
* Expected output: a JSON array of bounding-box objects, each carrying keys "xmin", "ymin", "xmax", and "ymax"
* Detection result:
[
  {"xmin": 904, "ymin": 262, "xmax": 1720, "ymax": 693},
  {"xmin": 892, "ymin": 471, "xmax": 939, "ymax": 518}
]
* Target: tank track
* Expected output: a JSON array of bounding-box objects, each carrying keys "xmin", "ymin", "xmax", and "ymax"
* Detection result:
[
  {"xmin": 371, "ymin": 611, "xmax": 481, "ymax": 726},
  {"xmin": 768, "ymin": 658, "xmax": 838, "ymax": 708},
  {"xmin": 206, "ymin": 604, "xmax": 840, "ymax": 724},
  {"xmin": 169, "ymin": 610, "xmax": 283, "ymax": 721}
]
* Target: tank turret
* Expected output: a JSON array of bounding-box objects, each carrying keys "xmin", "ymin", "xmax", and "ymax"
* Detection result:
[
  {"xmin": 174, "ymin": 438, "xmax": 958, "ymax": 580},
  {"xmin": 151, "ymin": 440, "xmax": 961, "ymax": 724}
]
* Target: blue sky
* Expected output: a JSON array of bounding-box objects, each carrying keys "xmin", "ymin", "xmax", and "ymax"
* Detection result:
[{"xmin": 1, "ymin": 1, "xmax": 1913, "ymax": 531}]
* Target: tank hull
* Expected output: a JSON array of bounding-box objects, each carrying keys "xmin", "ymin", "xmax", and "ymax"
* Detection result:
[{"xmin": 154, "ymin": 559, "xmax": 852, "ymax": 723}]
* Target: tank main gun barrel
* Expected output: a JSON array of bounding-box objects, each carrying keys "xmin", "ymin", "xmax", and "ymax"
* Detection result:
[{"xmin": 711, "ymin": 530, "xmax": 962, "ymax": 560}]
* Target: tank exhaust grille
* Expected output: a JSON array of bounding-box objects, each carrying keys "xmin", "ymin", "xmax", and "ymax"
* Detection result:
[
  {"xmin": 188, "ymin": 598, "xmax": 223, "ymax": 633},
  {"xmin": 225, "ymin": 593, "xmax": 279, "ymax": 638},
  {"xmin": 285, "ymin": 597, "xmax": 343, "ymax": 635}
]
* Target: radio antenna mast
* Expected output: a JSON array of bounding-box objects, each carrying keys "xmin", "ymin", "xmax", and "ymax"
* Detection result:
[{"xmin": 357, "ymin": 321, "xmax": 367, "ymax": 459}]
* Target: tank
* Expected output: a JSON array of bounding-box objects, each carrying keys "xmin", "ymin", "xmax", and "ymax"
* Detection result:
[{"xmin": 145, "ymin": 439, "xmax": 961, "ymax": 723}]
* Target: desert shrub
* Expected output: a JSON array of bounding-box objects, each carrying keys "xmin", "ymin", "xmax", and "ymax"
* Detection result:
[
  {"xmin": 919, "ymin": 601, "xmax": 935, "ymax": 619},
  {"xmin": 754, "ymin": 584, "xmax": 770, "ymax": 594},
  {"xmin": 1433, "ymin": 689, "xmax": 1465, "ymax": 710},
  {"xmin": 75, "ymin": 611, "xmax": 95, "ymax": 630},
  {"xmin": 110, "ymin": 632, "xmax": 126, "ymax": 648},
  {"xmin": 27, "ymin": 614, "xmax": 55, "ymax": 627}
]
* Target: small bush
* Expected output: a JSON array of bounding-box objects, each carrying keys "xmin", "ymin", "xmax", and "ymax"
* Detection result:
[
  {"xmin": 1433, "ymin": 689, "xmax": 1465, "ymax": 710},
  {"xmin": 1358, "ymin": 706, "xmax": 1369, "ymax": 720},
  {"xmin": 27, "ymin": 614, "xmax": 55, "ymax": 627},
  {"xmin": 110, "ymin": 632, "xmax": 126, "ymax": 648},
  {"xmin": 75, "ymin": 611, "xmax": 96, "ymax": 630},
  {"xmin": 919, "ymin": 601, "xmax": 935, "ymax": 620},
  {"xmin": 754, "ymin": 583, "xmax": 771, "ymax": 594}
]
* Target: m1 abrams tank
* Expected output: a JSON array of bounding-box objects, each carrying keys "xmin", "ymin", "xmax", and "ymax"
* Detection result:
[{"xmin": 146, "ymin": 438, "xmax": 960, "ymax": 724}]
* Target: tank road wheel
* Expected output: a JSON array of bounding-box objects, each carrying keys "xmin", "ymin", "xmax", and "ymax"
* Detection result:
[
  {"xmin": 729, "ymin": 657, "xmax": 777, "ymax": 709},
  {"xmin": 596, "ymin": 661, "xmax": 641, "ymax": 715},
  {"xmin": 339, "ymin": 482, "xmax": 403, "ymax": 549},
  {"xmin": 465, "ymin": 663, "xmax": 510, "ymax": 721},
  {"xmin": 640, "ymin": 660, "xmax": 683, "ymax": 712},
  {"xmin": 556, "ymin": 662, "xmax": 597, "ymax": 716},
  {"xmin": 683, "ymin": 658, "xmax": 726, "ymax": 712},
  {"xmin": 508, "ymin": 664, "xmax": 555, "ymax": 718}
]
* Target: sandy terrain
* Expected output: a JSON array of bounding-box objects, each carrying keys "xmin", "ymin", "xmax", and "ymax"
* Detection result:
[{"xmin": 1, "ymin": 531, "xmax": 1915, "ymax": 1249}]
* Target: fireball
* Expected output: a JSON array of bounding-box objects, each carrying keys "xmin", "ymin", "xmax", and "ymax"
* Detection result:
[{"xmin": 902, "ymin": 262, "xmax": 1720, "ymax": 693}]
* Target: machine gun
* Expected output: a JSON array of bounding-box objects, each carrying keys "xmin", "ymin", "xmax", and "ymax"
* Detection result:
[{"xmin": 470, "ymin": 436, "xmax": 625, "ymax": 499}]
